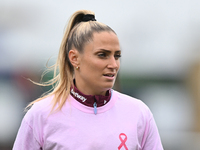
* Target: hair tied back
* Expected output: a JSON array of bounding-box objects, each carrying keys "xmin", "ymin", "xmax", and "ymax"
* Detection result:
[{"xmin": 82, "ymin": 14, "xmax": 96, "ymax": 22}]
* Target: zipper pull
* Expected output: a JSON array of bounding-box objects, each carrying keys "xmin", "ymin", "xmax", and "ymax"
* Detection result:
[{"xmin": 93, "ymin": 102, "xmax": 97, "ymax": 115}]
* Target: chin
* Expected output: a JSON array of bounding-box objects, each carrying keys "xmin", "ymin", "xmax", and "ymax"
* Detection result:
[{"xmin": 102, "ymin": 83, "xmax": 114, "ymax": 91}]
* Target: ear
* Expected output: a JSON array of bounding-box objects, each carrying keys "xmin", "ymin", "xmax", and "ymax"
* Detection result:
[{"xmin": 68, "ymin": 49, "xmax": 80, "ymax": 68}]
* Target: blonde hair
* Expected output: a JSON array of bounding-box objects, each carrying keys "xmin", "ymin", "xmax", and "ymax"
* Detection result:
[{"xmin": 26, "ymin": 10, "xmax": 116, "ymax": 112}]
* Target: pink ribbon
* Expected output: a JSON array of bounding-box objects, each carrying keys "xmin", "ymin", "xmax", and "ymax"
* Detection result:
[{"xmin": 118, "ymin": 133, "xmax": 128, "ymax": 150}]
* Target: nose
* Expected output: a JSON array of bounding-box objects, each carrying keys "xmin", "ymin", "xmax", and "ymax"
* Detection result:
[{"xmin": 107, "ymin": 56, "xmax": 119, "ymax": 70}]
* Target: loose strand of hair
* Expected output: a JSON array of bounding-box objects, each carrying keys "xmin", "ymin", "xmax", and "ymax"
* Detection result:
[{"xmin": 25, "ymin": 10, "xmax": 95, "ymax": 113}]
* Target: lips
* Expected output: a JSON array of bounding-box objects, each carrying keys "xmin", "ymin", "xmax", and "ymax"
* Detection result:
[{"xmin": 103, "ymin": 73, "xmax": 115, "ymax": 77}]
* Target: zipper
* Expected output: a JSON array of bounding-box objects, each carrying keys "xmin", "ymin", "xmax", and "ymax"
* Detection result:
[{"xmin": 93, "ymin": 102, "xmax": 97, "ymax": 115}]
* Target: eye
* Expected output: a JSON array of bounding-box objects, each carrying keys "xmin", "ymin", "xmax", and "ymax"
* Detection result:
[
  {"xmin": 114, "ymin": 54, "xmax": 121, "ymax": 60},
  {"xmin": 98, "ymin": 53, "xmax": 107, "ymax": 58}
]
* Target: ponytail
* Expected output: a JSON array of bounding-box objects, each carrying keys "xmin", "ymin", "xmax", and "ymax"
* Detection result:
[{"xmin": 26, "ymin": 10, "xmax": 115, "ymax": 113}]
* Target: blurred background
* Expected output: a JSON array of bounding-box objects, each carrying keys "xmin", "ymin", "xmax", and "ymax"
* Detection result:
[{"xmin": 1, "ymin": 0, "xmax": 200, "ymax": 149}]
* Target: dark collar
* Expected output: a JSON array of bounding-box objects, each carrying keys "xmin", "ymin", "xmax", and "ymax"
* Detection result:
[{"xmin": 70, "ymin": 85, "xmax": 111, "ymax": 108}]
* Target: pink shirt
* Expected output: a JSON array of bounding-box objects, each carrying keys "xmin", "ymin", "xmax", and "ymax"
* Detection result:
[{"xmin": 13, "ymin": 90, "xmax": 163, "ymax": 150}]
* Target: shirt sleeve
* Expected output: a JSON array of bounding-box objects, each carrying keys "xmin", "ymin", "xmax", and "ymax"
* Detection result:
[
  {"xmin": 13, "ymin": 118, "xmax": 42, "ymax": 150},
  {"xmin": 142, "ymin": 116, "xmax": 164, "ymax": 150}
]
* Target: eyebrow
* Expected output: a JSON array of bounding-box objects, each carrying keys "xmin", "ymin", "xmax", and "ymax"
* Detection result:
[{"xmin": 98, "ymin": 49, "xmax": 121, "ymax": 53}]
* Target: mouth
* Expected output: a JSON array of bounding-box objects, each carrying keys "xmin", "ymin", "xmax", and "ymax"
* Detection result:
[{"xmin": 103, "ymin": 74, "xmax": 115, "ymax": 77}]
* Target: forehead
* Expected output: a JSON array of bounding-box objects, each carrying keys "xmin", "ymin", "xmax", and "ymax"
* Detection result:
[
  {"xmin": 87, "ymin": 31, "xmax": 120, "ymax": 51},
  {"xmin": 92, "ymin": 31, "xmax": 119, "ymax": 43}
]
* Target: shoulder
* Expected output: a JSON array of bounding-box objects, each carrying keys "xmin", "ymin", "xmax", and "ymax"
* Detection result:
[
  {"xmin": 31, "ymin": 95, "xmax": 54, "ymax": 111},
  {"xmin": 112, "ymin": 90, "xmax": 148, "ymax": 107},
  {"xmin": 24, "ymin": 95, "xmax": 54, "ymax": 122},
  {"xmin": 112, "ymin": 90, "xmax": 152, "ymax": 117}
]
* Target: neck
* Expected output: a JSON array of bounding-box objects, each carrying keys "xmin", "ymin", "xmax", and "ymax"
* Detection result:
[
  {"xmin": 74, "ymin": 78, "xmax": 107, "ymax": 96},
  {"xmin": 70, "ymin": 84, "xmax": 111, "ymax": 108}
]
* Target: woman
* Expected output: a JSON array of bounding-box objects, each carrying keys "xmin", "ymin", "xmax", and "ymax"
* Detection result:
[{"xmin": 13, "ymin": 10, "xmax": 163, "ymax": 150}]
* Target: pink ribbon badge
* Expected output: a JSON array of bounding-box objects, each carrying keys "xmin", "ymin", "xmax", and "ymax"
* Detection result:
[{"xmin": 118, "ymin": 133, "xmax": 128, "ymax": 150}]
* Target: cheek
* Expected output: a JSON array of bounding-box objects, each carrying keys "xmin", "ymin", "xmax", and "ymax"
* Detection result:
[
  {"xmin": 90, "ymin": 61, "xmax": 104, "ymax": 72},
  {"xmin": 117, "ymin": 60, "xmax": 120, "ymax": 69},
  {"xmin": 87, "ymin": 57, "xmax": 105, "ymax": 69},
  {"xmin": 81, "ymin": 57, "xmax": 101, "ymax": 72}
]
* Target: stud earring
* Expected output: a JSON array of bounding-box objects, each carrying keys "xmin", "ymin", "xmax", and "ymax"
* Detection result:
[{"xmin": 76, "ymin": 66, "xmax": 79, "ymax": 70}]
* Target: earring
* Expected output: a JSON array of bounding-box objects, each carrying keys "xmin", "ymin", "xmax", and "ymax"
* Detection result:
[{"xmin": 76, "ymin": 66, "xmax": 79, "ymax": 70}]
